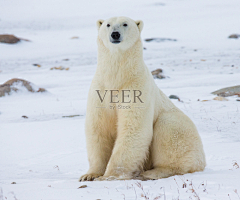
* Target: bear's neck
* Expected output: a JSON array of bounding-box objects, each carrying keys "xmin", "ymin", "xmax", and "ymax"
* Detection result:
[{"xmin": 96, "ymin": 38, "xmax": 146, "ymax": 89}]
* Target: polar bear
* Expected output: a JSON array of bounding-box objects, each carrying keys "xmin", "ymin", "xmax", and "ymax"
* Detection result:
[{"xmin": 79, "ymin": 16, "xmax": 206, "ymax": 181}]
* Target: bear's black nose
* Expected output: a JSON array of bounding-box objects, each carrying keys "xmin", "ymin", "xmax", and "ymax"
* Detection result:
[{"xmin": 111, "ymin": 32, "xmax": 120, "ymax": 40}]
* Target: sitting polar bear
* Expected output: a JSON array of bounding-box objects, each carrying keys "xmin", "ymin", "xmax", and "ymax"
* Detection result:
[{"xmin": 79, "ymin": 16, "xmax": 206, "ymax": 181}]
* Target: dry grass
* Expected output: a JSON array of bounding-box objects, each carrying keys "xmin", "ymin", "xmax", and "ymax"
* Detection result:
[{"xmin": 135, "ymin": 181, "xmax": 165, "ymax": 200}]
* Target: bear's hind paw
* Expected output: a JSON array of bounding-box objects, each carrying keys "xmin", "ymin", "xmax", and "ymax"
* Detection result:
[
  {"xmin": 94, "ymin": 175, "xmax": 132, "ymax": 181},
  {"xmin": 94, "ymin": 176, "xmax": 116, "ymax": 181}
]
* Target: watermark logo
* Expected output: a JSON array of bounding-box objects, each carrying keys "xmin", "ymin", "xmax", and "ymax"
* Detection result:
[{"xmin": 95, "ymin": 90, "xmax": 145, "ymax": 109}]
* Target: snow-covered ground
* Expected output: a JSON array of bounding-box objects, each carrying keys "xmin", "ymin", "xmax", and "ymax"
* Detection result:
[{"xmin": 0, "ymin": 0, "xmax": 240, "ymax": 199}]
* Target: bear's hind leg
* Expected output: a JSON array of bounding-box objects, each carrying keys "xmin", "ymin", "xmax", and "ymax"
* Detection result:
[
  {"xmin": 140, "ymin": 167, "xmax": 175, "ymax": 180},
  {"xmin": 140, "ymin": 112, "xmax": 206, "ymax": 180}
]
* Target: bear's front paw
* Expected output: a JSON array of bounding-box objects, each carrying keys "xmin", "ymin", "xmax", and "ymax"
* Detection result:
[{"xmin": 79, "ymin": 173, "xmax": 103, "ymax": 181}]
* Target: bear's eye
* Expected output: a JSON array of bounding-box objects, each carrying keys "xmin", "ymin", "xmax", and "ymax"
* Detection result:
[
  {"xmin": 107, "ymin": 24, "xmax": 110, "ymax": 27},
  {"xmin": 123, "ymin": 24, "xmax": 128, "ymax": 27}
]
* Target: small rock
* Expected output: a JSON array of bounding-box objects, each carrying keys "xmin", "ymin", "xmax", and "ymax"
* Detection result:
[
  {"xmin": 50, "ymin": 66, "xmax": 69, "ymax": 71},
  {"xmin": 143, "ymin": 47, "xmax": 147, "ymax": 50},
  {"xmin": 71, "ymin": 36, "xmax": 79, "ymax": 39},
  {"xmin": 62, "ymin": 115, "xmax": 81, "ymax": 118},
  {"xmin": 144, "ymin": 38, "xmax": 177, "ymax": 42},
  {"xmin": 62, "ymin": 59, "xmax": 69, "ymax": 61},
  {"xmin": 33, "ymin": 64, "xmax": 41, "ymax": 67},
  {"xmin": 213, "ymin": 97, "xmax": 228, "ymax": 101},
  {"xmin": 151, "ymin": 68, "xmax": 166, "ymax": 79},
  {"xmin": 212, "ymin": 85, "xmax": 240, "ymax": 97},
  {"xmin": 0, "ymin": 78, "xmax": 46, "ymax": 97},
  {"xmin": 236, "ymin": 99, "xmax": 240, "ymax": 102},
  {"xmin": 78, "ymin": 185, "xmax": 87, "ymax": 189},
  {"xmin": 22, "ymin": 115, "xmax": 28, "ymax": 119},
  {"xmin": 11, "ymin": 182, "xmax": 16, "ymax": 184},
  {"xmin": 37, "ymin": 88, "xmax": 46, "ymax": 92},
  {"xmin": 228, "ymin": 34, "xmax": 240, "ymax": 39},
  {"xmin": 0, "ymin": 34, "xmax": 20, "ymax": 44},
  {"xmin": 151, "ymin": 68, "xmax": 163, "ymax": 75},
  {"xmin": 169, "ymin": 95, "xmax": 179, "ymax": 100}
]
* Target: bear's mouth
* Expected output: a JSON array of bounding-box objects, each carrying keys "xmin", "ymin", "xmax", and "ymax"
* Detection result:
[{"xmin": 111, "ymin": 41, "xmax": 121, "ymax": 44}]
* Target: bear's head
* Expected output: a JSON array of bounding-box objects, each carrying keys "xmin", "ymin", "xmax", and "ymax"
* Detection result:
[{"xmin": 96, "ymin": 16, "xmax": 143, "ymax": 51}]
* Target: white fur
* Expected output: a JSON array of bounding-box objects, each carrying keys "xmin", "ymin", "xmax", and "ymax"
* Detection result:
[{"xmin": 79, "ymin": 16, "xmax": 206, "ymax": 181}]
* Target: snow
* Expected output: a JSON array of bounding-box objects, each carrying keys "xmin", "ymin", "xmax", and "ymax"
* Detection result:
[{"xmin": 0, "ymin": 0, "xmax": 240, "ymax": 199}]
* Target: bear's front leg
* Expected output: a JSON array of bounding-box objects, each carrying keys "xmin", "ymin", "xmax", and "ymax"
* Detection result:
[
  {"xmin": 79, "ymin": 110, "xmax": 116, "ymax": 181},
  {"xmin": 95, "ymin": 108, "xmax": 153, "ymax": 181}
]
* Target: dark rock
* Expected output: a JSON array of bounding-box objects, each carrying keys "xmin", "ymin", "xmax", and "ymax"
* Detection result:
[
  {"xmin": 228, "ymin": 34, "xmax": 240, "ymax": 39},
  {"xmin": 145, "ymin": 38, "xmax": 177, "ymax": 42},
  {"xmin": 212, "ymin": 85, "xmax": 240, "ymax": 97},
  {"xmin": 0, "ymin": 34, "xmax": 30, "ymax": 44},
  {"xmin": 22, "ymin": 115, "xmax": 28, "ymax": 119},
  {"xmin": 151, "ymin": 68, "xmax": 163, "ymax": 75},
  {"xmin": 78, "ymin": 185, "xmax": 87, "ymax": 188},
  {"xmin": 169, "ymin": 95, "xmax": 179, "ymax": 100},
  {"xmin": 0, "ymin": 78, "xmax": 46, "ymax": 97},
  {"xmin": 33, "ymin": 64, "xmax": 41, "ymax": 67},
  {"xmin": 0, "ymin": 34, "xmax": 20, "ymax": 44},
  {"xmin": 151, "ymin": 68, "xmax": 167, "ymax": 79}
]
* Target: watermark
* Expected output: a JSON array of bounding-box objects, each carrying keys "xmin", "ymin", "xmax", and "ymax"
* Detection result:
[{"xmin": 95, "ymin": 90, "xmax": 145, "ymax": 109}]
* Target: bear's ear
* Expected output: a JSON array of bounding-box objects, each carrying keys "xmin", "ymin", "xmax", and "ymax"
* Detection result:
[
  {"xmin": 135, "ymin": 20, "xmax": 144, "ymax": 32},
  {"xmin": 96, "ymin": 19, "xmax": 104, "ymax": 30}
]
